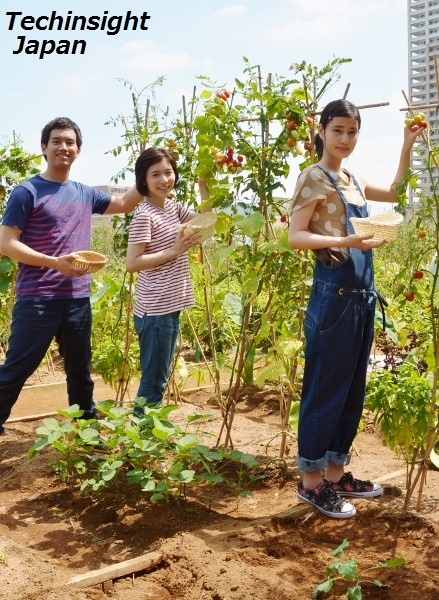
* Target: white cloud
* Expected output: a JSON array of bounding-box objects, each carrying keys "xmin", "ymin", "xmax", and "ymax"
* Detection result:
[
  {"xmin": 263, "ymin": 0, "xmax": 387, "ymax": 45},
  {"xmin": 114, "ymin": 40, "xmax": 197, "ymax": 75},
  {"xmin": 288, "ymin": 0, "xmax": 383, "ymax": 17},
  {"xmin": 214, "ymin": 5, "xmax": 249, "ymax": 19},
  {"xmin": 60, "ymin": 73, "xmax": 104, "ymax": 94}
]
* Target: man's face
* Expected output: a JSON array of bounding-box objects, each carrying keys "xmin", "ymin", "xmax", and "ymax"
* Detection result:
[{"xmin": 41, "ymin": 128, "xmax": 80, "ymax": 168}]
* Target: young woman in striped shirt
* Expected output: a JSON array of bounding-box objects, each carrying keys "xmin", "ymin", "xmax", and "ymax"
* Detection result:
[{"xmin": 126, "ymin": 147, "xmax": 211, "ymax": 409}]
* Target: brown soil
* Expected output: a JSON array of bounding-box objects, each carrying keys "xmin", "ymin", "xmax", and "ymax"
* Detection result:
[{"xmin": 1, "ymin": 378, "xmax": 439, "ymax": 600}]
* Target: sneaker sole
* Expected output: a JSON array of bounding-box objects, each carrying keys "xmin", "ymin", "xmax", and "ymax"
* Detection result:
[
  {"xmin": 337, "ymin": 486, "xmax": 384, "ymax": 499},
  {"xmin": 296, "ymin": 492, "xmax": 356, "ymax": 519}
]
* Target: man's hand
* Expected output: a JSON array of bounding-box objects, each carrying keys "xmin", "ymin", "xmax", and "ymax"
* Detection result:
[{"xmin": 52, "ymin": 254, "xmax": 89, "ymax": 277}]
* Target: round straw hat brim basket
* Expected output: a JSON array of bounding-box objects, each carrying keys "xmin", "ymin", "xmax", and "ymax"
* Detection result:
[
  {"xmin": 349, "ymin": 212, "xmax": 403, "ymax": 242},
  {"xmin": 177, "ymin": 212, "xmax": 217, "ymax": 242},
  {"xmin": 71, "ymin": 251, "xmax": 107, "ymax": 273}
]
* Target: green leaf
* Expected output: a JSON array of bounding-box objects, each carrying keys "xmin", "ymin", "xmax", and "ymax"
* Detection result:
[
  {"xmin": 336, "ymin": 558, "xmax": 357, "ymax": 580},
  {"xmin": 373, "ymin": 579, "xmax": 389, "ymax": 588},
  {"xmin": 179, "ymin": 469, "xmax": 196, "ymax": 483},
  {"xmin": 312, "ymin": 579, "xmax": 333, "ymax": 598},
  {"xmin": 378, "ymin": 556, "xmax": 405, "ymax": 568},
  {"xmin": 175, "ymin": 434, "xmax": 199, "ymax": 450},
  {"xmin": 101, "ymin": 468, "xmax": 117, "ymax": 481},
  {"xmin": 332, "ymin": 538, "xmax": 350, "ymax": 557},
  {"xmin": 223, "ymin": 292, "xmax": 243, "ymax": 325},
  {"xmin": 232, "ymin": 211, "xmax": 265, "ymax": 237},
  {"xmin": 346, "ymin": 585, "xmax": 362, "ymax": 600},
  {"xmin": 198, "ymin": 472, "xmax": 224, "ymax": 483},
  {"xmin": 57, "ymin": 405, "xmax": 84, "ymax": 419},
  {"xmin": 79, "ymin": 429, "xmax": 100, "ymax": 443},
  {"xmin": 289, "ymin": 401, "xmax": 300, "ymax": 430}
]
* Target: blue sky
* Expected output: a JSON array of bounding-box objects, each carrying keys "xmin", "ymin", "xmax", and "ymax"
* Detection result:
[{"xmin": 1, "ymin": 0, "xmax": 409, "ymax": 197}]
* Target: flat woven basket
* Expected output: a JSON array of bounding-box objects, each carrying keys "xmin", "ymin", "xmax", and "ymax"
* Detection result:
[
  {"xmin": 178, "ymin": 212, "xmax": 217, "ymax": 242},
  {"xmin": 349, "ymin": 212, "xmax": 403, "ymax": 242},
  {"xmin": 71, "ymin": 251, "xmax": 107, "ymax": 274}
]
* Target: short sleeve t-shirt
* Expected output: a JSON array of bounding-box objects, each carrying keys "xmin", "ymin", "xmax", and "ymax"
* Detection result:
[
  {"xmin": 1, "ymin": 175, "xmax": 111, "ymax": 299},
  {"xmin": 128, "ymin": 198, "xmax": 194, "ymax": 317},
  {"xmin": 291, "ymin": 164, "xmax": 367, "ymax": 267}
]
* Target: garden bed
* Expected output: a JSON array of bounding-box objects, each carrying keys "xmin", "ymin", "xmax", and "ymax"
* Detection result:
[{"xmin": 1, "ymin": 385, "xmax": 439, "ymax": 599}]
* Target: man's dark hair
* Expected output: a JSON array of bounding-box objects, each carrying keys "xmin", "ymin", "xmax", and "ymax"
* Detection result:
[
  {"xmin": 40, "ymin": 117, "xmax": 83, "ymax": 160},
  {"xmin": 135, "ymin": 147, "xmax": 179, "ymax": 196}
]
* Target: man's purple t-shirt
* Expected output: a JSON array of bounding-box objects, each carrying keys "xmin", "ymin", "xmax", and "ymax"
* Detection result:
[{"xmin": 2, "ymin": 175, "xmax": 111, "ymax": 300}]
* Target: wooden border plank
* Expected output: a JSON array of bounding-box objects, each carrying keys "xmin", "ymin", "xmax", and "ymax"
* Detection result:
[{"xmin": 66, "ymin": 552, "xmax": 163, "ymax": 589}]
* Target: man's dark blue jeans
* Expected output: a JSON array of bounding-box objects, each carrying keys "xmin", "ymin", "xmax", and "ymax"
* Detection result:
[{"xmin": 0, "ymin": 298, "xmax": 95, "ymax": 430}]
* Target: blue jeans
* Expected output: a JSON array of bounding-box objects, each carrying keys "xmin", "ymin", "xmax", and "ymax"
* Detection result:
[
  {"xmin": 297, "ymin": 284, "xmax": 376, "ymax": 472},
  {"xmin": 134, "ymin": 311, "xmax": 180, "ymax": 407},
  {"xmin": 0, "ymin": 298, "xmax": 95, "ymax": 428}
]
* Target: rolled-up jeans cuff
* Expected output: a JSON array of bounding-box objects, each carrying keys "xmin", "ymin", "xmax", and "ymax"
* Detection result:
[
  {"xmin": 326, "ymin": 451, "xmax": 351, "ymax": 466},
  {"xmin": 296, "ymin": 454, "xmax": 328, "ymax": 472}
]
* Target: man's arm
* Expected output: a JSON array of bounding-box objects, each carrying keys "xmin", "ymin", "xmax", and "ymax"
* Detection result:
[
  {"xmin": 0, "ymin": 226, "xmax": 86, "ymax": 276},
  {"xmin": 104, "ymin": 185, "xmax": 143, "ymax": 215}
]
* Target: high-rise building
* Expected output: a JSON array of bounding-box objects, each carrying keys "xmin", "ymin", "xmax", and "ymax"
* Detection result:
[{"xmin": 408, "ymin": 0, "xmax": 439, "ymax": 204}]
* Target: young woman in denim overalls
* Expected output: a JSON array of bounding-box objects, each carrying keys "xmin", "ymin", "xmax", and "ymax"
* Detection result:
[{"xmin": 288, "ymin": 99, "xmax": 423, "ymax": 518}]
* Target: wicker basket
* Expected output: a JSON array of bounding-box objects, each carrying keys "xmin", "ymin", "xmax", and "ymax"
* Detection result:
[
  {"xmin": 71, "ymin": 251, "xmax": 107, "ymax": 274},
  {"xmin": 349, "ymin": 212, "xmax": 403, "ymax": 242},
  {"xmin": 178, "ymin": 212, "xmax": 217, "ymax": 243}
]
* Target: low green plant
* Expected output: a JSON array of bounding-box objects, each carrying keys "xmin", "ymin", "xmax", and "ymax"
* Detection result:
[
  {"xmin": 27, "ymin": 401, "xmax": 261, "ymax": 508},
  {"xmin": 366, "ymin": 354, "xmax": 433, "ymax": 489},
  {"xmin": 312, "ymin": 538, "xmax": 405, "ymax": 599}
]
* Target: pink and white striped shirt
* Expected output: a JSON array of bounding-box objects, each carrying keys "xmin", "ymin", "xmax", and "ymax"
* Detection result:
[{"xmin": 128, "ymin": 198, "xmax": 194, "ymax": 317}]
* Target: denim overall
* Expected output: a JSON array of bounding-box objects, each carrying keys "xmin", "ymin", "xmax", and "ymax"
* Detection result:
[{"xmin": 296, "ymin": 167, "xmax": 376, "ymax": 473}]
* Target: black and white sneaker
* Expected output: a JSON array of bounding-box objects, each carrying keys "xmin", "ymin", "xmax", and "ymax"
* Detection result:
[
  {"xmin": 330, "ymin": 471, "xmax": 383, "ymax": 498},
  {"xmin": 297, "ymin": 480, "xmax": 356, "ymax": 519}
]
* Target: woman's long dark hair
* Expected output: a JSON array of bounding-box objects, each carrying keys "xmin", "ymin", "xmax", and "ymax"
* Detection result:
[
  {"xmin": 314, "ymin": 99, "xmax": 361, "ymax": 159},
  {"xmin": 135, "ymin": 147, "xmax": 179, "ymax": 196}
]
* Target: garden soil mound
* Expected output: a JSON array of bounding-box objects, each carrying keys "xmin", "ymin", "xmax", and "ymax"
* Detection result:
[{"xmin": 1, "ymin": 385, "xmax": 439, "ymax": 600}]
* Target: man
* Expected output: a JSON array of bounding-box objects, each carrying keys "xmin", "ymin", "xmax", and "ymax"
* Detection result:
[{"xmin": 0, "ymin": 117, "xmax": 143, "ymax": 434}]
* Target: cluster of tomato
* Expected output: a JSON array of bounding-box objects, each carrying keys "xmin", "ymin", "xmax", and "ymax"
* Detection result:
[
  {"xmin": 165, "ymin": 139, "xmax": 179, "ymax": 157},
  {"xmin": 214, "ymin": 146, "xmax": 244, "ymax": 173},
  {"xmin": 282, "ymin": 113, "xmax": 314, "ymax": 157},
  {"xmin": 404, "ymin": 112, "xmax": 428, "ymax": 130},
  {"xmin": 405, "ymin": 270, "xmax": 423, "ymax": 302},
  {"xmin": 216, "ymin": 90, "xmax": 231, "ymax": 103}
]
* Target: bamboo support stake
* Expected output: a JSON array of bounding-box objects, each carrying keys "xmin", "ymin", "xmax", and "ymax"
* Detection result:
[
  {"xmin": 311, "ymin": 101, "xmax": 389, "ymax": 116},
  {"xmin": 196, "ymin": 249, "xmax": 222, "ymax": 398},
  {"xmin": 189, "ymin": 85, "xmax": 197, "ymax": 125},
  {"xmin": 399, "ymin": 103, "xmax": 439, "ymax": 111},
  {"xmin": 182, "ymin": 94, "xmax": 189, "ymax": 138},
  {"xmin": 183, "ymin": 310, "xmax": 215, "ymax": 383}
]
